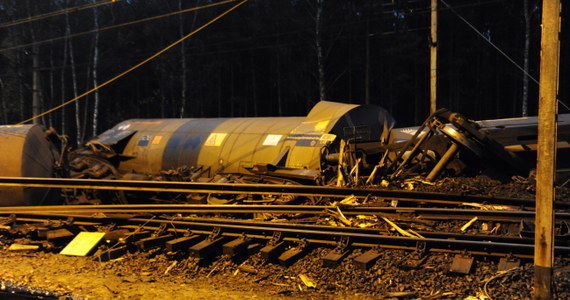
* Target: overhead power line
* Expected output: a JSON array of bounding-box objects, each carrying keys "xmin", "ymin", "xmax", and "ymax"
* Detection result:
[
  {"xmin": 0, "ymin": 0, "xmax": 238, "ymax": 53},
  {"xmin": 439, "ymin": 0, "xmax": 538, "ymax": 85},
  {"xmin": 0, "ymin": 0, "xmax": 511, "ymax": 54},
  {"xmin": 440, "ymin": 0, "xmax": 569, "ymax": 112},
  {"xmin": 0, "ymin": 0, "xmax": 123, "ymax": 29},
  {"xmin": 18, "ymin": 0, "xmax": 249, "ymax": 125}
]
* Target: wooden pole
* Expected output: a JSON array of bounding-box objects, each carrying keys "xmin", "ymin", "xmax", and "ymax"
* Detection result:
[
  {"xmin": 430, "ymin": 0, "xmax": 438, "ymax": 114},
  {"xmin": 534, "ymin": 0, "xmax": 561, "ymax": 299}
]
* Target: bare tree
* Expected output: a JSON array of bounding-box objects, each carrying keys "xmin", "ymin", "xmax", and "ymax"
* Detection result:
[
  {"xmin": 65, "ymin": 6, "xmax": 81, "ymax": 145},
  {"xmin": 315, "ymin": 0, "xmax": 326, "ymax": 101},
  {"xmin": 364, "ymin": 5, "xmax": 370, "ymax": 105},
  {"xmin": 48, "ymin": 48, "xmax": 54, "ymax": 128},
  {"xmin": 249, "ymin": 51, "xmax": 258, "ymax": 116},
  {"xmin": 60, "ymin": 25, "xmax": 69, "ymax": 135},
  {"xmin": 27, "ymin": 2, "xmax": 42, "ymax": 125},
  {"xmin": 17, "ymin": 51, "xmax": 24, "ymax": 122},
  {"xmin": 178, "ymin": 0, "xmax": 188, "ymax": 118},
  {"xmin": 522, "ymin": 0, "xmax": 530, "ymax": 116},
  {"xmin": 92, "ymin": 1, "xmax": 100, "ymax": 136},
  {"xmin": 178, "ymin": 0, "xmax": 201, "ymax": 118},
  {"xmin": 0, "ymin": 78, "xmax": 6, "ymax": 123},
  {"xmin": 31, "ymin": 46, "xmax": 41, "ymax": 125}
]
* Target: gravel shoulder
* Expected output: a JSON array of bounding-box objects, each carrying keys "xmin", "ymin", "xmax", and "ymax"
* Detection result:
[{"xmin": 1, "ymin": 243, "xmax": 570, "ymax": 300}]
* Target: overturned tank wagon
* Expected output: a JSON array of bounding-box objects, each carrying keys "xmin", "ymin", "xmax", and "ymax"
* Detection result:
[
  {"xmin": 71, "ymin": 101, "xmax": 396, "ymax": 185},
  {"xmin": 3, "ymin": 100, "xmax": 561, "ymax": 206},
  {"xmin": 0, "ymin": 124, "xmax": 59, "ymax": 206}
]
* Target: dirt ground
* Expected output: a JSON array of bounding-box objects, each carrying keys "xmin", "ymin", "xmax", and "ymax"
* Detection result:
[
  {"xmin": 0, "ymin": 246, "xmax": 418, "ymax": 299},
  {"xmin": 0, "ymin": 248, "xmax": 285, "ymax": 300},
  {"xmin": 1, "ymin": 239, "xmax": 570, "ymax": 300}
]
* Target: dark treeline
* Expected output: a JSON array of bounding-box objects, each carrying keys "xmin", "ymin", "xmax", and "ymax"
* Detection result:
[{"xmin": 0, "ymin": 0, "xmax": 567, "ymax": 145}]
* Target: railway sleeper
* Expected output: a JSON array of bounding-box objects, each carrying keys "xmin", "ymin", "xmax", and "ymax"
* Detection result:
[
  {"xmin": 8, "ymin": 223, "xmax": 48, "ymax": 238},
  {"xmin": 260, "ymin": 241, "xmax": 286, "ymax": 261},
  {"xmin": 94, "ymin": 245, "xmax": 128, "ymax": 262},
  {"xmin": 322, "ymin": 236, "xmax": 351, "ymax": 268},
  {"xmin": 222, "ymin": 235, "xmax": 253, "ymax": 258},
  {"xmin": 322, "ymin": 248, "xmax": 350, "ymax": 268},
  {"xmin": 45, "ymin": 227, "xmax": 81, "ymax": 244},
  {"xmin": 135, "ymin": 234, "xmax": 174, "ymax": 251},
  {"xmin": 188, "ymin": 228, "xmax": 227, "ymax": 259},
  {"xmin": 102, "ymin": 229, "xmax": 131, "ymax": 244},
  {"xmin": 497, "ymin": 255, "xmax": 521, "ymax": 272},
  {"xmin": 399, "ymin": 241, "xmax": 428, "ymax": 270},
  {"xmin": 260, "ymin": 231, "xmax": 286, "ymax": 261},
  {"xmin": 278, "ymin": 239, "xmax": 309, "ymax": 267},
  {"xmin": 246, "ymin": 243, "xmax": 262, "ymax": 255},
  {"xmin": 353, "ymin": 247, "xmax": 383, "ymax": 270},
  {"xmin": 165, "ymin": 235, "xmax": 202, "ymax": 252},
  {"xmin": 188, "ymin": 236, "xmax": 227, "ymax": 259},
  {"xmin": 121, "ymin": 230, "xmax": 152, "ymax": 243},
  {"xmin": 449, "ymin": 253, "xmax": 475, "ymax": 274}
]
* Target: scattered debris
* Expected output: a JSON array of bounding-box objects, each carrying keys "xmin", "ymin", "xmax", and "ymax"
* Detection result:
[
  {"xmin": 354, "ymin": 215, "xmax": 378, "ymax": 228},
  {"xmin": 386, "ymin": 291, "xmax": 417, "ymax": 298},
  {"xmin": 462, "ymin": 203, "xmax": 520, "ymax": 210},
  {"xmin": 8, "ymin": 243, "xmax": 40, "ymax": 251},
  {"xmin": 237, "ymin": 264, "xmax": 258, "ymax": 274},
  {"xmin": 461, "ymin": 217, "xmax": 479, "ymax": 232},
  {"xmin": 325, "ymin": 207, "xmax": 352, "ymax": 227},
  {"xmin": 164, "ymin": 261, "xmax": 177, "ymax": 275},
  {"xmin": 298, "ymin": 274, "xmax": 316, "ymax": 288},
  {"xmin": 381, "ymin": 217, "xmax": 423, "ymax": 238},
  {"xmin": 60, "ymin": 232, "xmax": 105, "ymax": 256}
]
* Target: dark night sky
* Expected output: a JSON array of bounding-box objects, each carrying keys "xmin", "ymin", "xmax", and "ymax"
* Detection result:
[{"xmin": 0, "ymin": 0, "xmax": 567, "ymax": 142}]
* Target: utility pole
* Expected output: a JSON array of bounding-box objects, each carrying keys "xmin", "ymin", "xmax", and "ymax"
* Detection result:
[
  {"xmin": 534, "ymin": 0, "xmax": 561, "ymax": 299},
  {"xmin": 430, "ymin": 0, "xmax": 437, "ymax": 114}
]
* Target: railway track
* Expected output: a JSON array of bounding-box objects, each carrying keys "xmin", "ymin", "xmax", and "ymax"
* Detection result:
[
  {"xmin": 1, "ymin": 177, "xmax": 568, "ymax": 273},
  {"xmin": 2, "ymin": 204, "xmax": 570, "ymax": 223},
  {"xmin": 2, "ymin": 203, "xmax": 570, "ymax": 272},
  {"xmin": 0, "ymin": 176, "xmax": 563, "ymax": 208}
]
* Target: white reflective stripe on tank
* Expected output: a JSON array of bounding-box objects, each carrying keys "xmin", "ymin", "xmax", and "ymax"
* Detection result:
[
  {"xmin": 262, "ymin": 134, "xmax": 282, "ymax": 146},
  {"xmin": 204, "ymin": 133, "xmax": 227, "ymax": 146}
]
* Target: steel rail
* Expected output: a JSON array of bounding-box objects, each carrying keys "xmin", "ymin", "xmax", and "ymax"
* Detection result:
[
  {"xmin": 0, "ymin": 176, "xmax": 561, "ymax": 208},
  {"xmin": 2, "ymin": 204, "xmax": 570, "ymax": 223},
  {"xmin": 162, "ymin": 216, "xmax": 570, "ymax": 247},
  {"xmin": 4, "ymin": 212, "xmax": 570, "ymax": 258},
  {"xmin": 0, "ymin": 212, "xmax": 538, "ymax": 245}
]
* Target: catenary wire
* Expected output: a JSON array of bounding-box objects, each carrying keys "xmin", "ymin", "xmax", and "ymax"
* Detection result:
[
  {"xmin": 440, "ymin": 0, "xmax": 569, "ymax": 112},
  {"xmin": 17, "ymin": 0, "xmax": 249, "ymax": 125},
  {"xmin": 0, "ymin": 0, "xmax": 239, "ymax": 53},
  {"xmin": 0, "ymin": 0, "xmax": 123, "ymax": 29},
  {"xmin": 6, "ymin": 0, "xmax": 561, "ymax": 112},
  {"xmin": 1, "ymin": 0, "xmax": 510, "ymax": 54},
  {"xmin": 440, "ymin": 0, "xmax": 536, "ymax": 84}
]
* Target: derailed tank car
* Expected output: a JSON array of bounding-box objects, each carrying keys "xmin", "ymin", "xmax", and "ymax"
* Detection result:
[
  {"xmin": 0, "ymin": 100, "xmax": 542, "ymax": 206},
  {"xmin": 0, "ymin": 124, "xmax": 59, "ymax": 206},
  {"xmin": 70, "ymin": 101, "xmax": 395, "ymax": 187}
]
